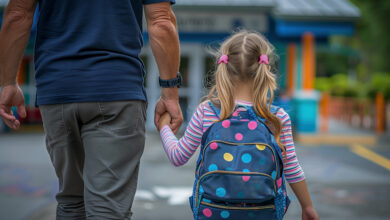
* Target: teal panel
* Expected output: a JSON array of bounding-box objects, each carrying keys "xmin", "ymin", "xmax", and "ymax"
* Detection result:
[
  {"xmin": 291, "ymin": 92, "xmax": 319, "ymax": 133},
  {"xmin": 275, "ymin": 43, "xmax": 287, "ymax": 90}
]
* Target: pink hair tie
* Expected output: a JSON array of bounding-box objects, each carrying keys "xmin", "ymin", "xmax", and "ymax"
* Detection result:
[
  {"xmin": 218, "ymin": 54, "xmax": 229, "ymax": 64},
  {"xmin": 259, "ymin": 54, "xmax": 269, "ymax": 65}
]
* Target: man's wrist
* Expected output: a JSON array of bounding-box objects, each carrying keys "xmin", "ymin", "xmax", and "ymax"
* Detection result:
[
  {"xmin": 0, "ymin": 81, "xmax": 18, "ymax": 88},
  {"xmin": 161, "ymin": 87, "xmax": 179, "ymax": 101},
  {"xmin": 159, "ymin": 72, "xmax": 182, "ymax": 88}
]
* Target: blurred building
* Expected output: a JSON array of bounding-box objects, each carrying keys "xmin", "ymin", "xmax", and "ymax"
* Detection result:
[
  {"xmin": 142, "ymin": 0, "xmax": 360, "ymax": 131},
  {"xmin": 0, "ymin": 0, "xmax": 360, "ymax": 132}
]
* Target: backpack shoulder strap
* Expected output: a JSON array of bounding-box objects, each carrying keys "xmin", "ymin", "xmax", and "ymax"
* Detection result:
[
  {"xmin": 255, "ymin": 105, "xmax": 281, "ymax": 135},
  {"xmin": 270, "ymin": 105, "xmax": 281, "ymax": 115},
  {"xmin": 208, "ymin": 101, "xmax": 221, "ymax": 118}
]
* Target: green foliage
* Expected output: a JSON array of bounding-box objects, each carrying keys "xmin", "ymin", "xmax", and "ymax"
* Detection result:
[
  {"xmin": 348, "ymin": 0, "xmax": 390, "ymax": 72},
  {"xmin": 314, "ymin": 77, "xmax": 331, "ymax": 92},
  {"xmin": 367, "ymin": 73, "xmax": 390, "ymax": 100},
  {"xmin": 315, "ymin": 73, "xmax": 390, "ymax": 100},
  {"xmin": 316, "ymin": 52, "xmax": 349, "ymax": 78}
]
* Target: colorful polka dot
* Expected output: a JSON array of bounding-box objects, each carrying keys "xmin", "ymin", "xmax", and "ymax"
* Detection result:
[
  {"xmin": 216, "ymin": 187, "xmax": 226, "ymax": 197},
  {"xmin": 200, "ymin": 186, "xmax": 204, "ymax": 193},
  {"xmin": 242, "ymin": 169, "xmax": 251, "ymax": 182},
  {"xmin": 203, "ymin": 198, "xmax": 211, "ymax": 203},
  {"xmin": 235, "ymin": 133, "xmax": 243, "ymax": 141},
  {"xmin": 271, "ymin": 171, "xmax": 276, "ymax": 179},
  {"xmin": 277, "ymin": 177, "xmax": 282, "ymax": 188},
  {"xmin": 223, "ymin": 153, "xmax": 234, "ymax": 162},
  {"xmin": 225, "ymin": 167, "xmax": 232, "ymax": 171},
  {"xmin": 256, "ymin": 144, "xmax": 266, "ymax": 151},
  {"xmin": 221, "ymin": 211, "xmax": 230, "ymax": 218},
  {"xmin": 210, "ymin": 142, "xmax": 218, "ymax": 150},
  {"xmin": 203, "ymin": 208, "xmax": 212, "ymax": 217},
  {"xmin": 272, "ymin": 155, "xmax": 275, "ymax": 163},
  {"xmin": 259, "ymin": 158, "xmax": 266, "ymax": 165},
  {"xmin": 248, "ymin": 121, "xmax": 257, "ymax": 130},
  {"xmin": 232, "ymin": 110, "xmax": 239, "ymax": 117},
  {"xmin": 208, "ymin": 164, "xmax": 218, "ymax": 172},
  {"xmin": 222, "ymin": 120, "xmax": 231, "ymax": 128},
  {"xmin": 241, "ymin": 153, "xmax": 252, "ymax": 163},
  {"xmin": 237, "ymin": 191, "xmax": 245, "ymax": 198}
]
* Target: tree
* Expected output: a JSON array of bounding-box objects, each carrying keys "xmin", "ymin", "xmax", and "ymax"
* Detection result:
[{"xmin": 349, "ymin": 0, "xmax": 390, "ymax": 73}]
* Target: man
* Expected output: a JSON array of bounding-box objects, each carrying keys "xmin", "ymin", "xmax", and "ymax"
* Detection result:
[{"xmin": 0, "ymin": 0, "xmax": 183, "ymax": 219}]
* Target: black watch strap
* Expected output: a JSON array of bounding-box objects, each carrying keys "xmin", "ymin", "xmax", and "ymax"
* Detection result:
[{"xmin": 159, "ymin": 72, "xmax": 182, "ymax": 88}]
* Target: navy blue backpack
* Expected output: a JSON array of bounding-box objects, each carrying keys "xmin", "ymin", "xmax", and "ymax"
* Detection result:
[{"xmin": 189, "ymin": 102, "xmax": 290, "ymax": 220}]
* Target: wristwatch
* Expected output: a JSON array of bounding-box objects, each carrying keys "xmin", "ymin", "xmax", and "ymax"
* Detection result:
[{"xmin": 159, "ymin": 72, "xmax": 182, "ymax": 88}]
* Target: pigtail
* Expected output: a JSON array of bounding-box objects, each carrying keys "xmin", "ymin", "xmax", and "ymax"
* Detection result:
[
  {"xmin": 210, "ymin": 52, "xmax": 235, "ymax": 120},
  {"xmin": 253, "ymin": 61, "xmax": 286, "ymax": 155}
]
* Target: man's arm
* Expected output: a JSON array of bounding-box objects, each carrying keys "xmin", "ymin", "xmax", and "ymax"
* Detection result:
[
  {"xmin": 0, "ymin": 0, "xmax": 37, "ymax": 86},
  {"xmin": 0, "ymin": 0, "xmax": 37, "ymax": 129},
  {"xmin": 144, "ymin": 2, "xmax": 183, "ymax": 133}
]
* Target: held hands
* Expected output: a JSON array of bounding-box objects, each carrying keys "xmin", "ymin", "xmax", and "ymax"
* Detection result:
[
  {"xmin": 0, "ymin": 84, "xmax": 26, "ymax": 129},
  {"xmin": 154, "ymin": 88, "xmax": 183, "ymax": 133},
  {"xmin": 158, "ymin": 112, "xmax": 171, "ymax": 131},
  {"xmin": 302, "ymin": 206, "xmax": 319, "ymax": 220}
]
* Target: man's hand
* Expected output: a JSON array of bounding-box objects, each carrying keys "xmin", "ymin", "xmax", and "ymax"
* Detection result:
[
  {"xmin": 0, "ymin": 84, "xmax": 26, "ymax": 129},
  {"xmin": 154, "ymin": 89, "xmax": 183, "ymax": 133}
]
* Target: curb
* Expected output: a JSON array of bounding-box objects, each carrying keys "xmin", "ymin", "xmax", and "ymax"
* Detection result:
[{"xmin": 296, "ymin": 133, "xmax": 377, "ymax": 146}]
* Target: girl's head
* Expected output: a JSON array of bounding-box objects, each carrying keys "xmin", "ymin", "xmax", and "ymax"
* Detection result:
[{"xmin": 208, "ymin": 30, "xmax": 283, "ymax": 148}]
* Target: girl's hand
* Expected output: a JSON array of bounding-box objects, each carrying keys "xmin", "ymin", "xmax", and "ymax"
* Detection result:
[
  {"xmin": 158, "ymin": 112, "xmax": 171, "ymax": 131},
  {"xmin": 302, "ymin": 206, "xmax": 319, "ymax": 220}
]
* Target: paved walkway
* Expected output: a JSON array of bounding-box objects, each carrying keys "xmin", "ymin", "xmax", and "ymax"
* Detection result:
[{"xmin": 0, "ymin": 130, "xmax": 389, "ymax": 220}]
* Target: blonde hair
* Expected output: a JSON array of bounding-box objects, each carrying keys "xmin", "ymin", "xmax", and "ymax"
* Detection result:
[{"xmin": 208, "ymin": 30, "xmax": 285, "ymax": 151}]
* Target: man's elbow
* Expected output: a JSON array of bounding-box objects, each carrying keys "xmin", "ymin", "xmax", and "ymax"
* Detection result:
[{"xmin": 148, "ymin": 19, "xmax": 177, "ymax": 39}]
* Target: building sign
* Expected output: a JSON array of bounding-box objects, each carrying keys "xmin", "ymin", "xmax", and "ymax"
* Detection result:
[{"xmin": 174, "ymin": 11, "xmax": 268, "ymax": 33}]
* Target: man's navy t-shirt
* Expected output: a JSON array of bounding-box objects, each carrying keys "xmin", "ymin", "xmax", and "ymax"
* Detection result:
[{"xmin": 34, "ymin": 0, "xmax": 175, "ymax": 105}]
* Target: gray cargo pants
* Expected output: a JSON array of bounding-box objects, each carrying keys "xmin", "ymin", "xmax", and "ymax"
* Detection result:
[{"xmin": 39, "ymin": 101, "xmax": 147, "ymax": 220}]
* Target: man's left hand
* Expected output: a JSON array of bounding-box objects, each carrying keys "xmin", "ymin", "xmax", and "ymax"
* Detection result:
[{"xmin": 154, "ymin": 95, "xmax": 183, "ymax": 134}]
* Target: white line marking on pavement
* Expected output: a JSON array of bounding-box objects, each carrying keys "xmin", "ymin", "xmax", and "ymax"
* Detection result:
[
  {"xmin": 135, "ymin": 190, "xmax": 156, "ymax": 201},
  {"xmin": 153, "ymin": 186, "xmax": 192, "ymax": 205}
]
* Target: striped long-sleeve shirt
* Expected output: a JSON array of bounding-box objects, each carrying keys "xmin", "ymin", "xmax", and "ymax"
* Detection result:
[{"xmin": 160, "ymin": 100, "xmax": 305, "ymax": 183}]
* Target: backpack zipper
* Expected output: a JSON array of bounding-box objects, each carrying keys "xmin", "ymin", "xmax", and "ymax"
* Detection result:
[
  {"xmin": 195, "ymin": 170, "xmax": 276, "ymax": 206},
  {"xmin": 200, "ymin": 200, "xmax": 275, "ymax": 210}
]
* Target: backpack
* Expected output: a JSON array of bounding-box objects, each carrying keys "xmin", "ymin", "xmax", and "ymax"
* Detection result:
[{"xmin": 189, "ymin": 102, "xmax": 290, "ymax": 220}]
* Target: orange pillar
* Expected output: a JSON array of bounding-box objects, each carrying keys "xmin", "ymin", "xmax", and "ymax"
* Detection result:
[
  {"xmin": 320, "ymin": 92, "xmax": 330, "ymax": 132},
  {"xmin": 302, "ymin": 33, "xmax": 315, "ymax": 90},
  {"xmin": 286, "ymin": 44, "xmax": 296, "ymax": 95},
  {"xmin": 376, "ymin": 92, "xmax": 385, "ymax": 134}
]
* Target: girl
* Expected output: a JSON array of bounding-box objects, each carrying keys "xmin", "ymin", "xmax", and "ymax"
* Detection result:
[{"xmin": 158, "ymin": 31, "xmax": 319, "ymax": 220}]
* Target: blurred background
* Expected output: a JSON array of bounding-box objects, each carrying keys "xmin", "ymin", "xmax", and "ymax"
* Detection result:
[{"xmin": 0, "ymin": 0, "xmax": 389, "ymax": 219}]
